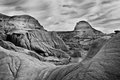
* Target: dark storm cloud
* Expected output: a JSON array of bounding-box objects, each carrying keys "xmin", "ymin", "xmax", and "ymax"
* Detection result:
[
  {"xmin": 99, "ymin": 18, "xmax": 120, "ymax": 24},
  {"xmin": 89, "ymin": 14, "xmax": 107, "ymax": 22},
  {"xmin": 88, "ymin": 8, "xmax": 114, "ymax": 22},
  {"xmin": 70, "ymin": 11, "xmax": 88, "ymax": 19},
  {"xmin": 101, "ymin": 0, "xmax": 119, "ymax": 4},
  {"xmin": 61, "ymin": 11, "xmax": 77, "ymax": 15},
  {"xmin": 62, "ymin": 5, "xmax": 77, "ymax": 8},
  {"xmin": 39, "ymin": 3, "xmax": 50, "ymax": 11},
  {"xmin": 15, "ymin": 6, "xmax": 27, "ymax": 11},
  {"xmin": 62, "ymin": 5, "xmax": 73, "ymax": 8},
  {"xmin": 80, "ymin": 2, "xmax": 96, "ymax": 9},
  {"xmin": 72, "ymin": 0, "xmax": 84, "ymax": 3},
  {"xmin": 0, "ymin": 0, "xmax": 26, "ymax": 6}
]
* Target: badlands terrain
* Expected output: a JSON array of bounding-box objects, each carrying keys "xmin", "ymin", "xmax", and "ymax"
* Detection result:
[{"xmin": 0, "ymin": 13, "xmax": 120, "ymax": 80}]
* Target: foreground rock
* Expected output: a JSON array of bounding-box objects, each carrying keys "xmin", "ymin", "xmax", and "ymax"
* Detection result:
[
  {"xmin": 0, "ymin": 31, "xmax": 120, "ymax": 80},
  {"xmin": 0, "ymin": 46, "xmax": 56, "ymax": 80},
  {"xmin": 43, "ymin": 31, "xmax": 120, "ymax": 80}
]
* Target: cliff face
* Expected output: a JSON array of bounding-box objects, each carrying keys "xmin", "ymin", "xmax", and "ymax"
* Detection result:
[{"xmin": 0, "ymin": 13, "xmax": 70, "ymax": 61}]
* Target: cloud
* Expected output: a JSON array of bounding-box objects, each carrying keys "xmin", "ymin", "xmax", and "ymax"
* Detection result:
[
  {"xmin": 72, "ymin": 0, "xmax": 84, "ymax": 4},
  {"xmin": 0, "ymin": 0, "xmax": 120, "ymax": 33},
  {"xmin": 80, "ymin": 2, "xmax": 96, "ymax": 10},
  {"xmin": 0, "ymin": 0, "xmax": 26, "ymax": 6}
]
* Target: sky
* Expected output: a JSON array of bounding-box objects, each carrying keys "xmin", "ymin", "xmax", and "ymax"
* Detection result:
[{"xmin": 0, "ymin": 0, "xmax": 120, "ymax": 33}]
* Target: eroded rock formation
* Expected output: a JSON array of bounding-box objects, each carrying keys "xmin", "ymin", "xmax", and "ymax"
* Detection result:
[
  {"xmin": 57, "ymin": 21, "xmax": 105, "ymax": 59},
  {"xmin": 57, "ymin": 21, "xmax": 104, "ymax": 40},
  {"xmin": 0, "ymin": 13, "xmax": 70, "ymax": 63},
  {"xmin": 0, "ymin": 30, "xmax": 120, "ymax": 80},
  {"xmin": 0, "ymin": 13, "xmax": 120, "ymax": 80},
  {"xmin": 74, "ymin": 21, "xmax": 103, "ymax": 38},
  {"xmin": 0, "ymin": 46, "xmax": 56, "ymax": 80},
  {"xmin": 42, "ymin": 32, "xmax": 120, "ymax": 80}
]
